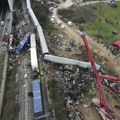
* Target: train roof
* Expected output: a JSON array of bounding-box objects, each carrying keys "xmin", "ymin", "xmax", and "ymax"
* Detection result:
[{"xmin": 32, "ymin": 80, "xmax": 43, "ymax": 114}]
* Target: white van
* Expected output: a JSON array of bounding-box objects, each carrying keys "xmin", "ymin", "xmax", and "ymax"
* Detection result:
[
  {"xmin": 67, "ymin": 21, "xmax": 73, "ymax": 26},
  {"xmin": 1, "ymin": 21, "xmax": 4, "ymax": 26}
]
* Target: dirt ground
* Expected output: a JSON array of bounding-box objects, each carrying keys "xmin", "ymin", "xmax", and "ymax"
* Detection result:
[{"xmin": 77, "ymin": 105, "xmax": 102, "ymax": 120}]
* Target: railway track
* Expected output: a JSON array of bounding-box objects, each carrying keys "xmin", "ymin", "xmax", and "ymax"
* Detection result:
[
  {"xmin": 17, "ymin": 1, "xmax": 35, "ymax": 120},
  {"xmin": 18, "ymin": 56, "xmax": 35, "ymax": 120},
  {"xmin": 0, "ymin": 0, "xmax": 7, "ymax": 45}
]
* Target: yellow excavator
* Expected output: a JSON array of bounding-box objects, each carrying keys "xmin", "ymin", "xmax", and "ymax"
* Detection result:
[{"xmin": 35, "ymin": 68, "xmax": 43, "ymax": 76}]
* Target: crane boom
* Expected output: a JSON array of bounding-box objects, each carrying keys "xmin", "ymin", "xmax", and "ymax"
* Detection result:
[
  {"xmin": 80, "ymin": 33, "xmax": 114, "ymax": 119},
  {"xmin": 99, "ymin": 74, "xmax": 120, "ymax": 82}
]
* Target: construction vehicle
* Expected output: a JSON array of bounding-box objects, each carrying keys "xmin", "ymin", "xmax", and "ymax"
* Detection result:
[
  {"xmin": 80, "ymin": 32, "xmax": 120, "ymax": 119},
  {"xmin": 35, "ymin": 68, "xmax": 43, "ymax": 76},
  {"xmin": 32, "ymin": 68, "xmax": 43, "ymax": 79}
]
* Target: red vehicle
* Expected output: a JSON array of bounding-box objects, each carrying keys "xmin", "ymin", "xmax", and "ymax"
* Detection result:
[
  {"xmin": 80, "ymin": 33, "xmax": 120, "ymax": 119},
  {"xmin": 8, "ymin": 34, "xmax": 13, "ymax": 46}
]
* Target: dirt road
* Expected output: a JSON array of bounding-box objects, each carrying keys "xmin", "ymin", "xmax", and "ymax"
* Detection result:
[
  {"xmin": 59, "ymin": 0, "xmax": 74, "ymax": 9},
  {"xmin": 53, "ymin": 1, "xmax": 120, "ymax": 77}
]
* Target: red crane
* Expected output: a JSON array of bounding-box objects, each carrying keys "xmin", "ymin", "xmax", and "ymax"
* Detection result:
[{"xmin": 80, "ymin": 33, "xmax": 116, "ymax": 119}]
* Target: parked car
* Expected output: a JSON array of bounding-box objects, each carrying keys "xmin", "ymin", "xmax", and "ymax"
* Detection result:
[
  {"xmin": 61, "ymin": 24, "xmax": 66, "ymax": 29},
  {"xmin": 50, "ymin": 18, "xmax": 55, "ymax": 23},
  {"xmin": 1, "ymin": 21, "xmax": 4, "ymax": 26},
  {"xmin": 67, "ymin": 21, "xmax": 73, "ymax": 26}
]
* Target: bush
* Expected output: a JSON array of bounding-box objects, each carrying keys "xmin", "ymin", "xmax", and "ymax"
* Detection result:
[
  {"xmin": 32, "ymin": 1, "xmax": 49, "ymax": 28},
  {"xmin": 53, "ymin": 102, "xmax": 67, "ymax": 120},
  {"xmin": 94, "ymin": 32, "xmax": 103, "ymax": 39},
  {"xmin": 48, "ymin": 80, "xmax": 67, "ymax": 120},
  {"xmin": 75, "ymin": 6, "xmax": 97, "ymax": 23},
  {"xmin": 58, "ymin": 6, "xmax": 97, "ymax": 24}
]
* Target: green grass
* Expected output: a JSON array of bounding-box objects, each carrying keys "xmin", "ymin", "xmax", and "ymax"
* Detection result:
[
  {"xmin": 84, "ymin": 2, "xmax": 120, "ymax": 44},
  {"xmin": 84, "ymin": 21, "xmax": 119, "ymax": 43},
  {"xmin": 58, "ymin": 1, "xmax": 120, "ymax": 44},
  {"xmin": 47, "ymin": 79, "xmax": 67, "ymax": 120}
]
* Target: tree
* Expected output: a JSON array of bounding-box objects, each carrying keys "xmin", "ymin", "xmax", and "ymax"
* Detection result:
[
  {"xmin": 75, "ymin": 6, "xmax": 97, "ymax": 23},
  {"xmin": 53, "ymin": 102, "xmax": 67, "ymax": 120},
  {"xmin": 33, "ymin": 1, "xmax": 49, "ymax": 28}
]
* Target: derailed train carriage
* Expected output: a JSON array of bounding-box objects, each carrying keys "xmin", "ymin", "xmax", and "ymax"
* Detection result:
[{"xmin": 32, "ymin": 80, "xmax": 44, "ymax": 118}]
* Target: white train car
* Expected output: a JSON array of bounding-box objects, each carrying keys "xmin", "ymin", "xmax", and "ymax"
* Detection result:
[
  {"xmin": 30, "ymin": 47, "xmax": 38, "ymax": 70},
  {"xmin": 30, "ymin": 34, "xmax": 36, "ymax": 48},
  {"xmin": 37, "ymin": 25, "xmax": 49, "ymax": 54},
  {"xmin": 26, "ymin": 0, "xmax": 31, "ymax": 9},
  {"xmin": 28, "ymin": 8, "xmax": 39, "ymax": 27}
]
